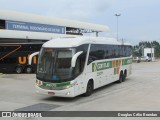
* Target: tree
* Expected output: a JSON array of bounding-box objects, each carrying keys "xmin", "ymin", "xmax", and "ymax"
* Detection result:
[{"xmin": 132, "ymin": 41, "xmax": 160, "ymax": 57}]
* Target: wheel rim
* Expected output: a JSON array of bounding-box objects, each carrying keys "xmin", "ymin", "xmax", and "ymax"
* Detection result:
[
  {"xmin": 87, "ymin": 82, "xmax": 93, "ymax": 93},
  {"xmin": 119, "ymin": 74, "xmax": 123, "ymax": 82},
  {"xmin": 124, "ymin": 71, "xmax": 127, "ymax": 78},
  {"xmin": 120, "ymin": 76, "xmax": 123, "ymax": 82},
  {"xmin": 26, "ymin": 67, "xmax": 32, "ymax": 73},
  {"xmin": 16, "ymin": 67, "xmax": 22, "ymax": 73}
]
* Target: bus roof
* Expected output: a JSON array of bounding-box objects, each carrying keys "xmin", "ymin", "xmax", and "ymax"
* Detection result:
[
  {"xmin": 0, "ymin": 10, "xmax": 109, "ymax": 32},
  {"xmin": 42, "ymin": 37, "xmax": 131, "ymax": 48}
]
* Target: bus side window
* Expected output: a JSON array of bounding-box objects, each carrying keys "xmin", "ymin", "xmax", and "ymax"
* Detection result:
[
  {"xmin": 74, "ymin": 57, "xmax": 81, "ymax": 76},
  {"xmin": 75, "ymin": 44, "xmax": 88, "ymax": 73},
  {"xmin": 0, "ymin": 46, "xmax": 2, "ymax": 51},
  {"xmin": 88, "ymin": 45, "xmax": 97, "ymax": 64},
  {"xmin": 105, "ymin": 50, "xmax": 109, "ymax": 59},
  {"xmin": 110, "ymin": 45, "xmax": 116, "ymax": 58},
  {"xmin": 129, "ymin": 46, "xmax": 132, "ymax": 56},
  {"xmin": 74, "ymin": 52, "xmax": 86, "ymax": 76},
  {"xmin": 79, "ymin": 53, "xmax": 86, "ymax": 72},
  {"xmin": 88, "ymin": 44, "xmax": 105, "ymax": 64}
]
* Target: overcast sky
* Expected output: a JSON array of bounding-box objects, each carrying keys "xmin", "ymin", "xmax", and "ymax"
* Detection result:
[{"xmin": 0, "ymin": 0, "xmax": 160, "ymax": 44}]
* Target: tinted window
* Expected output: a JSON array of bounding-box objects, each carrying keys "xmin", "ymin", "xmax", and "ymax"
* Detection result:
[
  {"xmin": 74, "ymin": 44, "xmax": 88, "ymax": 75},
  {"xmin": 88, "ymin": 44, "xmax": 132, "ymax": 64}
]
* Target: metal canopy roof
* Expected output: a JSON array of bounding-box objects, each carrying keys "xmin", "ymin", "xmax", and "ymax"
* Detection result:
[
  {"xmin": 0, "ymin": 30, "xmax": 76, "ymax": 40},
  {"xmin": 0, "ymin": 10, "xmax": 110, "ymax": 32}
]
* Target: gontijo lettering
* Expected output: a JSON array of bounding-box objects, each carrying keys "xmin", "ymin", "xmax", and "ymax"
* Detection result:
[{"xmin": 92, "ymin": 58, "xmax": 132, "ymax": 72}]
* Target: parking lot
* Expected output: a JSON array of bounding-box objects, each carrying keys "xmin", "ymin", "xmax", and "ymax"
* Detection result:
[{"xmin": 0, "ymin": 60, "xmax": 160, "ymax": 116}]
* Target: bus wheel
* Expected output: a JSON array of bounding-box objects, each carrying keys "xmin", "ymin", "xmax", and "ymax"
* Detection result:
[
  {"xmin": 15, "ymin": 66, "xmax": 23, "ymax": 74},
  {"xmin": 118, "ymin": 72, "xmax": 124, "ymax": 83},
  {"xmin": 123, "ymin": 70, "xmax": 127, "ymax": 81},
  {"xmin": 83, "ymin": 80, "xmax": 93, "ymax": 97},
  {"xmin": 25, "ymin": 66, "xmax": 32, "ymax": 73}
]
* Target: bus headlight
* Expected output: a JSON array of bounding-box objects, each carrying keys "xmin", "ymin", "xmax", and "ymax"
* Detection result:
[
  {"xmin": 36, "ymin": 80, "xmax": 42, "ymax": 86},
  {"xmin": 61, "ymin": 82, "xmax": 76, "ymax": 90},
  {"xmin": 61, "ymin": 85, "xmax": 70, "ymax": 89},
  {"xmin": 61, "ymin": 84, "xmax": 72, "ymax": 89}
]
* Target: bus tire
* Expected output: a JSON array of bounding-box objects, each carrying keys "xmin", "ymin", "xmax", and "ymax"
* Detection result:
[
  {"xmin": 118, "ymin": 72, "xmax": 124, "ymax": 83},
  {"xmin": 123, "ymin": 70, "xmax": 127, "ymax": 81},
  {"xmin": 15, "ymin": 66, "xmax": 23, "ymax": 74},
  {"xmin": 83, "ymin": 80, "xmax": 93, "ymax": 97},
  {"xmin": 25, "ymin": 66, "xmax": 32, "ymax": 73}
]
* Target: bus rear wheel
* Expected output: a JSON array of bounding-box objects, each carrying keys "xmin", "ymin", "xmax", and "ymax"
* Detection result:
[
  {"xmin": 118, "ymin": 72, "xmax": 124, "ymax": 83},
  {"xmin": 123, "ymin": 70, "xmax": 127, "ymax": 81},
  {"xmin": 15, "ymin": 66, "xmax": 23, "ymax": 74},
  {"xmin": 83, "ymin": 80, "xmax": 93, "ymax": 97},
  {"xmin": 25, "ymin": 66, "xmax": 32, "ymax": 73}
]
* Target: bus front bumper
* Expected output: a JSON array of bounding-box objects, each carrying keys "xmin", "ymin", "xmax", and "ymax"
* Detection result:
[{"xmin": 35, "ymin": 85, "xmax": 75, "ymax": 98}]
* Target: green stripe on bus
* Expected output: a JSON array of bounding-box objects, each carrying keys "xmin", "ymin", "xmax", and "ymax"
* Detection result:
[
  {"xmin": 122, "ymin": 58, "xmax": 132, "ymax": 65},
  {"xmin": 92, "ymin": 61, "xmax": 112, "ymax": 72},
  {"xmin": 42, "ymin": 81, "xmax": 70, "ymax": 87},
  {"xmin": 56, "ymin": 82, "xmax": 70, "ymax": 87},
  {"xmin": 92, "ymin": 63, "xmax": 97, "ymax": 72},
  {"xmin": 114, "ymin": 68, "xmax": 117, "ymax": 75},
  {"xmin": 116, "ymin": 60, "xmax": 118, "ymax": 67},
  {"xmin": 92, "ymin": 58, "xmax": 132, "ymax": 72}
]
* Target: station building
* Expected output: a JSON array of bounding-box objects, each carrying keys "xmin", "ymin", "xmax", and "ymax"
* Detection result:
[{"xmin": 0, "ymin": 10, "xmax": 109, "ymax": 73}]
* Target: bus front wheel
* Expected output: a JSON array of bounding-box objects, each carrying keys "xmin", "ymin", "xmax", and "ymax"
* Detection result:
[
  {"xmin": 15, "ymin": 66, "xmax": 23, "ymax": 74},
  {"xmin": 83, "ymin": 80, "xmax": 93, "ymax": 97}
]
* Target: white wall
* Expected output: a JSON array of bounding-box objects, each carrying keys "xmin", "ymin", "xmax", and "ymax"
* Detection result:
[{"xmin": 144, "ymin": 48, "xmax": 155, "ymax": 61}]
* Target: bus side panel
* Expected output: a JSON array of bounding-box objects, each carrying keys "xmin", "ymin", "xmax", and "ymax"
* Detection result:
[
  {"xmin": 83, "ymin": 63, "xmax": 99, "ymax": 90},
  {"xmin": 82, "ymin": 57, "xmax": 132, "ymax": 92},
  {"xmin": 73, "ymin": 74, "xmax": 83, "ymax": 96}
]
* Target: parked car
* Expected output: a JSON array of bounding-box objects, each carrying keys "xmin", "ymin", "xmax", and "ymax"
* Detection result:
[
  {"xmin": 133, "ymin": 57, "xmax": 140, "ymax": 63},
  {"xmin": 140, "ymin": 56, "xmax": 151, "ymax": 62}
]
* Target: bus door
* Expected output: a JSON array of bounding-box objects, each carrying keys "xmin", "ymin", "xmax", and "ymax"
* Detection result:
[{"xmin": 73, "ymin": 56, "xmax": 84, "ymax": 95}]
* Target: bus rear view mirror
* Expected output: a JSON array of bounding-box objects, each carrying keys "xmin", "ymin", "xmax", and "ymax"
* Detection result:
[{"xmin": 71, "ymin": 51, "xmax": 83, "ymax": 68}]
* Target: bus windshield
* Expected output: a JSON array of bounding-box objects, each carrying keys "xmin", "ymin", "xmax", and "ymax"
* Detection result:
[{"xmin": 37, "ymin": 48, "xmax": 75, "ymax": 82}]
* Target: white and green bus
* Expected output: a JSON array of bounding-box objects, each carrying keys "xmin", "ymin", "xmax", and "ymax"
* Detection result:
[{"xmin": 35, "ymin": 37, "xmax": 132, "ymax": 97}]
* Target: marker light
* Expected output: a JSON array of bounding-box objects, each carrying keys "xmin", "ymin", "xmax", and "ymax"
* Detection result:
[
  {"xmin": 66, "ymin": 92, "xmax": 70, "ymax": 96},
  {"xmin": 48, "ymin": 92, "xmax": 55, "ymax": 95},
  {"xmin": 36, "ymin": 90, "xmax": 39, "ymax": 94},
  {"xmin": 36, "ymin": 80, "xmax": 42, "ymax": 86}
]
